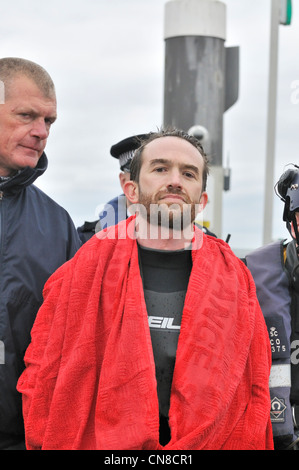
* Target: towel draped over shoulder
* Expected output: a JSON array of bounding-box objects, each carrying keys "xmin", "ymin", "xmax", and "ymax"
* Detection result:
[{"xmin": 17, "ymin": 217, "xmax": 273, "ymax": 450}]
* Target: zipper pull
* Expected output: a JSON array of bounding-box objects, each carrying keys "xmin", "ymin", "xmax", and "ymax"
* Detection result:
[{"xmin": 0, "ymin": 191, "xmax": 3, "ymax": 200}]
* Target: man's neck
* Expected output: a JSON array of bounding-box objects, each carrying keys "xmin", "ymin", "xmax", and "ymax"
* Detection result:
[
  {"xmin": 136, "ymin": 222, "xmax": 194, "ymax": 251},
  {"xmin": 0, "ymin": 169, "xmax": 19, "ymax": 180}
]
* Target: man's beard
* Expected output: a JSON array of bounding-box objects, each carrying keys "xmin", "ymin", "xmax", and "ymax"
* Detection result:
[{"xmin": 137, "ymin": 187, "xmax": 199, "ymax": 230}]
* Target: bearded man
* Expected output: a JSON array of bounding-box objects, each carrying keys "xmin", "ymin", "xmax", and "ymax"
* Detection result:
[{"xmin": 18, "ymin": 129, "xmax": 273, "ymax": 450}]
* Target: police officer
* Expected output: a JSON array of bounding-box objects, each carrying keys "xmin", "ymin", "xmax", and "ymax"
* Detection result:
[
  {"xmin": 77, "ymin": 134, "xmax": 147, "ymax": 243},
  {"xmin": 246, "ymin": 164, "xmax": 299, "ymax": 450}
]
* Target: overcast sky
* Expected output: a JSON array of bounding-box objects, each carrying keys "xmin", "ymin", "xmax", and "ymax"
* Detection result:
[{"xmin": 1, "ymin": 0, "xmax": 298, "ymax": 250}]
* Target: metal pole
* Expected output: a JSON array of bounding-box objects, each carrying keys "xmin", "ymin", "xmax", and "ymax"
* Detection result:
[
  {"xmin": 263, "ymin": 0, "xmax": 280, "ymax": 245},
  {"xmin": 163, "ymin": 0, "xmax": 227, "ymax": 237}
]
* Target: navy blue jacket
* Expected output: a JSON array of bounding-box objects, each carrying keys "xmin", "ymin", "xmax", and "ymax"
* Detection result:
[{"xmin": 0, "ymin": 153, "xmax": 81, "ymax": 449}]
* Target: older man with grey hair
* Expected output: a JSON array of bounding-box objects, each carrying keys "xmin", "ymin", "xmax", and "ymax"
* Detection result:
[{"xmin": 0, "ymin": 57, "xmax": 81, "ymax": 449}]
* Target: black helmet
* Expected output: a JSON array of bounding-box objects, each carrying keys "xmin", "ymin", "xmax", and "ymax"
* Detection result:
[{"xmin": 275, "ymin": 165, "xmax": 299, "ymax": 245}]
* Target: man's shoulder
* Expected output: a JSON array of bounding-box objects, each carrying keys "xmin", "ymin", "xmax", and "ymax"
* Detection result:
[
  {"xmin": 44, "ymin": 222, "xmax": 129, "ymax": 290},
  {"xmin": 201, "ymin": 232, "xmax": 249, "ymax": 273},
  {"xmin": 28, "ymin": 184, "xmax": 67, "ymax": 210},
  {"xmin": 27, "ymin": 184, "xmax": 78, "ymax": 230},
  {"xmin": 24, "ymin": 185, "xmax": 81, "ymax": 250},
  {"xmin": 245, "ymin": 239, "xmax": 287, "ymax": 269}
]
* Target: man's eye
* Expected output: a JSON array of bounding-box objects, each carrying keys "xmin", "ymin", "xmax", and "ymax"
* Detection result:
[
  {"xmin": 19, "ymin": 113, "xmax": 32, "ymax": 121},
  {"xmin": 45, "ymin": 118, "xmax": 55, "ymax": 127},
  {"xmin": 184, "ymin": 172, "xmax": 195, "ymax": 178},
  {"xmin": 155, "ymin": 167, "xmax": 167, "ymax": 172}
]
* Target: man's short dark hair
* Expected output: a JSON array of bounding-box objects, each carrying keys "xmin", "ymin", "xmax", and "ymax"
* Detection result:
[{"xmin": 129, "ymin": 127, "xmax": 210, "ymax": 192}]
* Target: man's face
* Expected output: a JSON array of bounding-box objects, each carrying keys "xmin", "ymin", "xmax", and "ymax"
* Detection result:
[
  {"xmin": 134, "ymin": 136, "xmax": 208, "ymax": 228},
  {"xmin": 0, "ymin": 75, "xmax": 57, "ymax": 176}
]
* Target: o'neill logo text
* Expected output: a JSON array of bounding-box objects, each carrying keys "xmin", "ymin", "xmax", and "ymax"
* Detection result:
[{"xmin": 148, "ymin": 316, "xmax": 180, "ymax": 330}]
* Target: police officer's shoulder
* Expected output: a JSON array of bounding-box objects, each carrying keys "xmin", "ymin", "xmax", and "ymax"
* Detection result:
[
  {"xmin": 77, "ymin": 220, "xmax": 98, "ymax": 244},
  {"xmin": 194, "ymin": 222, "xmax": 217, "ymax": 238}
]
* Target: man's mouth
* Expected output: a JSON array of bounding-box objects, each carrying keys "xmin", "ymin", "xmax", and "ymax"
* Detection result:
[
  {"xmin": 161, "ymin": 195, "xmax": 184, "ymax": 202},
  {"xmin": 159, "ymin": 192, "xmax": 188, "ymax": 203},
  {"xmin": 19, "ymin": 144, "xmax": 42, "ymax": 154}
]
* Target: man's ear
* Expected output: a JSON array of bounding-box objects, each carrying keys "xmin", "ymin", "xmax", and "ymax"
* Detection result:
[
  {"xmin": 119, "ymin": 172, "xmax": 130, "ymax": 192},
  {"xmin": 198, "ymin": 191, "xmax": 208, "ymax": 213},
  {"xmin": 123, "ymin": 180, "xmax": 139, "ymax": 205}
]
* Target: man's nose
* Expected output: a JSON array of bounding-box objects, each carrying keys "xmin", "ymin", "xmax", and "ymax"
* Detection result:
[
  {"xmin": 166, "ymin": 169, "xmax": 183, "ymax": 190},
  {"xmin": 30, "ymin": 118, "xmax": 49, "ymax": 140}
]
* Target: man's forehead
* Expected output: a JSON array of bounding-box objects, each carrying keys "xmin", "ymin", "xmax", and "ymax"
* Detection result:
[
  {"xmin": 5, "ymin": 74, "xmax": 56, "ymax": 103},
  {"xmin": 4, "ymin": 76, "xmax": 57, "ymax": 117},
  {"xmin": 9, "ymin": 99, "xmax": 57, "ymax": 121},
  {"xmin": 143, "ymin": 136, "xmax": 204, "ymax": 164}
]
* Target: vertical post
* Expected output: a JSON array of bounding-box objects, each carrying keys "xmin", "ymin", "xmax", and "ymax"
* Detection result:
[
  {"xmin": 263, "ymin": 0, "xmax": 280, "ymax": 245},
  {"xmin": 163, "ymin": 0, "xmax": 227, "ymax": 237}
]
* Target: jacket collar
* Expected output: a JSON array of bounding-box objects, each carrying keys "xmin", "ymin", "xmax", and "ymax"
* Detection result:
[{"xmin": 0, "ymin": 152, "xmax": 48, "ymax": 193}]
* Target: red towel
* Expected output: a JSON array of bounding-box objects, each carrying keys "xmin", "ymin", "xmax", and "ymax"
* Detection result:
[{"xmin": 17, "ymin": 217, "xmax": 273, "ymax": 450}]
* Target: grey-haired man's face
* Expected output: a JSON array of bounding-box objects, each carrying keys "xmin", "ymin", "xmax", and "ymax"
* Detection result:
[{"xmin": 0, "ymin": 75, "xmax": 57, "ymax": 176}]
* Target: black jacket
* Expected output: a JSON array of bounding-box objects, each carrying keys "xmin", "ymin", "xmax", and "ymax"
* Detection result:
[{"xmin": 0, "ymin": 153, "xmax": 81, "ymax": 449}]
